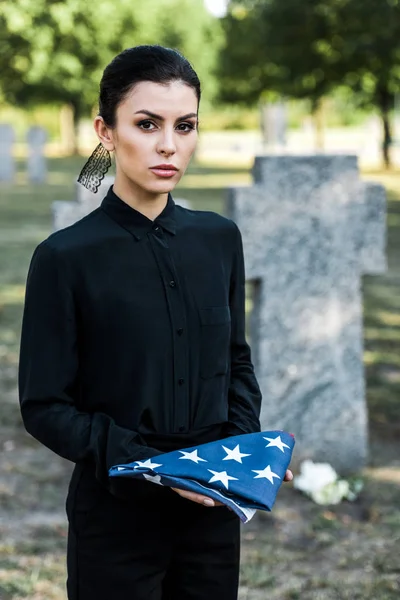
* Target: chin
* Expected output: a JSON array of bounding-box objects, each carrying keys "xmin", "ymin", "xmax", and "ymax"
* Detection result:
[{"xmin": 143, "ymin": 180, "xmax": 178, "ymax": 195}]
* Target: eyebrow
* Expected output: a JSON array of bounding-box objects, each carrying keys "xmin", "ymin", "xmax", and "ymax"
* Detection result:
[{"xmin": 134, "ymin": 110, "xmax": 198, "ymax": 121}]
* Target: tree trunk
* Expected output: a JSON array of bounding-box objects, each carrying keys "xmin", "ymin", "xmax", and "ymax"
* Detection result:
[
  {"xmin": 259, "ymin": 102, "xmax": 269, "ymax": 148},
  {"xmin": 60, "ymin": 104, "xmax": 76, "ymax": 156},
  {"xmin": 71, "ymin": 101, "xmax": 81, "ymax": 156},
  {"xmin": 378, "ymin": 87, "xmax": 393, "ymax": 169},
  {"xmin": 311, "ymin": 98, "xmax": 325, "ymax": 151}
]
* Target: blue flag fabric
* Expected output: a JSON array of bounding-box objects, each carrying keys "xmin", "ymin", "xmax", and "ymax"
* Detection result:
[{"xmin": 109, "ymin": 431, "xmax": 295, "ymax": 523}]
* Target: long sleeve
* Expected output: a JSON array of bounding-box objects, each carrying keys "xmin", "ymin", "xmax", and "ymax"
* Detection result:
[
  {"xmin": 224, "ymin": 223, "xmax": 262, "ymax": 437},
  {"xmin": 18, "ymin": 242, "xmax": 162, "ymax": 491}
]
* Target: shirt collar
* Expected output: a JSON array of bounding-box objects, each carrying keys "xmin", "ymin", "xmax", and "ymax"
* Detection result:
[{"xmin": 101, "ymin": 185, "xmax": 177, "ymax": 240}]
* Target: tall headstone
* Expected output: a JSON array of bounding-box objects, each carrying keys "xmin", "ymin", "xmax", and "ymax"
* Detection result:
[
  {"xmin": 0, "ymin": 124, "xmax": 16, "ymax": 182},
  {"xmin": 53, "ymin": 177, "xmax": 191, "ymax": 231},
  {"xmin": 260, "ymin": 102, "xmax": 287, "ymax": 149},
  {"xmin": 26, "ymin": 126, "xmax": 48, "ymax": 182},
  {"xmin": 228, "ymin": 155, "xmax": 387, "ymax": 474}
]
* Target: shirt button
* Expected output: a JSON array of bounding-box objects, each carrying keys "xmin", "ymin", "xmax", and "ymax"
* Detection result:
[
  {"xmin": 153, "ymin": 226, "xmax": 160, "ymax": 231},
  {"xmin": 169, "ymin": 280, "xmax": 176, "ymax": 288},
  {"xmin": 178, "ymin": 378, "xmax": 184, "ymax": 385},
  {"xmin": 177, "ymin": 328, "xmax": 184, "ymax": 335}
]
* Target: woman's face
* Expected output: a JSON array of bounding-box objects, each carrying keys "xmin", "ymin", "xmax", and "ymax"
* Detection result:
[{"xmin": 98, "ymin": 80, "xmax": 198, "ymax": 195}]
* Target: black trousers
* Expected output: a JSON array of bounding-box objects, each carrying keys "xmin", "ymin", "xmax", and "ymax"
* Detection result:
[{"xmin": 66, "ymin": 464, "xmax": 241, "ymax": 600}]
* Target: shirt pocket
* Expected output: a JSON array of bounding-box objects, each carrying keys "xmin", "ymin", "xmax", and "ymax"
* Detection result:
[{"xmin": 199, "ymin": 306, "xmax": 231, "ymax": 379}]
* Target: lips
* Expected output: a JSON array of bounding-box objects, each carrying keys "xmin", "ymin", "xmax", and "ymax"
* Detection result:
[
  {"xmin": 151, "ymin": 164, "xmax": 178, "ymax": 171},
  {"xmin": 150, "ymin": 164, "xmax": 179, "ymax": 178}
]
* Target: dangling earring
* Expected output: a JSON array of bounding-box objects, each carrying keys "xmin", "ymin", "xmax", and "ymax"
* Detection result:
[{"xmin": 77, "ymin": 143, "xmax": 112, "ymax": 193}]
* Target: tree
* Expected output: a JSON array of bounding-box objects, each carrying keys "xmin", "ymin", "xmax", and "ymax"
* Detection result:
[
  {"xmin": 219, "ymin": 1, "xmax": 335, "ymax": 104},
  {"xmin": 333, "ymin": 0, "xmax": 400, "ymax": 167},
  {"xmin": 218, "ymin": 0, "xmax": 345, "ymax": 149},
  {"xmin": 0, "ymin": 0, "xmax": 128, "ymax": 152},
  {"xmin": 0, "ymin": 0, "xmax": 222, "ymax": 153},
  {"xmin": 219, "ymin": 0, "xmax": 400, "ymax": 167}
]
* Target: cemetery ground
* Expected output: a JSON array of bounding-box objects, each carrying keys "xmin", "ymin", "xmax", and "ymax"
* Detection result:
[{"xmin": 0, "ymin": 157, "xmax": 399, "ymax": 600}]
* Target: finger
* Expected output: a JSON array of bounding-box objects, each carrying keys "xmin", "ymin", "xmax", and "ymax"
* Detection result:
[
  {"xmin": 172, "ymin": 488, "xmax": 216, "ymax": 506},
  {"xmin": 182, "ymin": 492, "xmax": 224, "ymax": 507},
  {"xmin": 284, "ymin": 469, "xmax": 294, "ymax": 482},
  {"xmin": 181, "ymin": 492, "xmax": 224, "ymax": 508}
]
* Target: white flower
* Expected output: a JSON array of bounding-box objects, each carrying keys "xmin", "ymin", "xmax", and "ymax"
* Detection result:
[
  {"xmin": 294, "ymin": 460, "xmax": 361, "ymax": 505},
  {"xmin": 294, "ymin": 460, "xmax": 338, "ymax": 495},
  {"xmin": 311, "ymin": 479, "xmax": 350, "ymax": 505}
]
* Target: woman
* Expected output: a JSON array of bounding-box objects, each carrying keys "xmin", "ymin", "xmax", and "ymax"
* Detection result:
[{"xmin": 19, "ymin": 45, "xmax": 292, "ymax": 600}]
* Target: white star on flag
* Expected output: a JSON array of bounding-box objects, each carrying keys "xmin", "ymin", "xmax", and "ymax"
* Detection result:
[
  {"xmin": 134, "ymin": 459, "xmax": 162, "ymax": 470},
  {"xmin": 222, "ymin": 444, "xmax": 251, "ymax": 464},
  {"xmin": 179, "ymin": 449, "xmax": 207, "ymax": 464},
  {"xmin": 252, "ymin": 465, "xmax": 281, "ymax": 484},
  {"xmin": 263, "ymin": 435, "xmax": 290, "ymax": 453},
  {"xmin": 208, "ymin": 470, "xmax": 238, "ymax": 489},
  {"xmin": 143, "ymin": 473, "xmax": 163, "ymax": 485}
]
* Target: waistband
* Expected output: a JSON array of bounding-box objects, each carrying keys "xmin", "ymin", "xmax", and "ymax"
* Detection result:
[{"xmin": 142, "ymin": 423, "xmax": 225, "ymax": 453}]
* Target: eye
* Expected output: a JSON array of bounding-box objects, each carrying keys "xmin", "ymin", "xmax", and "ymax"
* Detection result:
[
  {"xmin": 177, "ymin": 122, "xmax": 196, "ymax": 132},
  {"xmin": 138, "ymin": 120, "xmax": 157, "ymax": 131}
]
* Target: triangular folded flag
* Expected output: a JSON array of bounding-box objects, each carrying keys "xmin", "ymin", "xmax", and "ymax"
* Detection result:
[{"xmin": 109, "ymin": 431, "xmax": 295, "ymax": 523}]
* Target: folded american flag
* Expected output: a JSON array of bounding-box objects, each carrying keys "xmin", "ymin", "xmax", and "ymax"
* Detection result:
[{"xmin": 109, "ymin": 431, "xmax": 295, "ymax": 523}]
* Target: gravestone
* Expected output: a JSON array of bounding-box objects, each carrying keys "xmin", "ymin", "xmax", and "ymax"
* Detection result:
[
  {"xmin": 174, "ymin": 197, "xmax": 191, "ymax": 209},
  {"xmin": 228, "ymin": 155, "xmax": 387, "ymax": 474},
  {"xmin": 0, "ymin": 124, "xmax": 16, "ymax": 182},
  {"xmin": 260, "ymin": 102, "xmax": 287, "ymax": 149},
  {"xmin": 53, "ymin": 176, "xmax": 114, "ymax": 230},
  {"xmin": 53, "ymin": 176, "xmax": 191, "ymax": 230},
  {"xmin": 26, "ymin": 126, "xmax": 48, "ymax": 182}
]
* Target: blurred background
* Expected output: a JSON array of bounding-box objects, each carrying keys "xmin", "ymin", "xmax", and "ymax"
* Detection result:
[{"xmin": 0, "ymin": 0, "xmax": 399, "ymax": 598}]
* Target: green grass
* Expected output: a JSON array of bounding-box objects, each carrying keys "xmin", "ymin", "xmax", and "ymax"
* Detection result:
[{"xmin": 361, "ymin": 171, "xmax": 400, "ymax": 431}]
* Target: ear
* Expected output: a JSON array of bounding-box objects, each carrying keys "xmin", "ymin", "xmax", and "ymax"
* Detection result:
[{"xmin": 94, "ymin": 116, "xmax": 115, "ymax": 152}]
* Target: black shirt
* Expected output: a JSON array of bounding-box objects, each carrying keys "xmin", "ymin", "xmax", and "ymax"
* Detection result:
[{"xmin": 18, "ymin": 186, "xmax": 262, "ymax": 491}]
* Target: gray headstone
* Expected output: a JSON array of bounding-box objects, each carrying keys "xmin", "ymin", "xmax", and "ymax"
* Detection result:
[
  {"xmin": 53, "ymin": 176, "xmax": 191, "ymax": 231},
  {"xmin": 174, "ymin": 198, "xmax": 191, "ymax": 209},
  {"xmin": 228, "ymin": 155, "xmax": 387, "ymax": 474},
  {"xmin": 0, "ymin": 124, "xmax": 16, "ymax": 182},
  {"xmin": 26, "ymin": 126, "xmax": 48, "ymax": 183},
  {"xmin": 52, "ymin": 176, "xmax": 114, "ymax": 231},
  {"xmin": 260, "ymin": 102, "xmax": 287, "ymax": 148}
]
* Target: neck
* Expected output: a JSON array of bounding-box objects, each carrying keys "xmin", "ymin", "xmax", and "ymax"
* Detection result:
[{"xmin": 113, "ymin": 175, "xmax": 169, "ymax": 221}]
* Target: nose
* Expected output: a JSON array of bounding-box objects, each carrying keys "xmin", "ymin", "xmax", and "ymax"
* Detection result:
[{"xmin": 157, "ymin": 127, "xmax": 176, "ymax": 156}]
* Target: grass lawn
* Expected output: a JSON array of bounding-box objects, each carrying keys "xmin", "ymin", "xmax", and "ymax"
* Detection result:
[{"xmin": 0, "ymin": 157, "xmax": 399, "ymax": 599}]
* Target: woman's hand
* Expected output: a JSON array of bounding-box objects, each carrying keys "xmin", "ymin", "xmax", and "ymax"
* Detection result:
[
  {"xmin": 172, "ymin": 470, "xmax": 293, "ymax": 506},
  {"xmin": 171, "ymin": 487, "xmax": 224, "ymax": 507}
]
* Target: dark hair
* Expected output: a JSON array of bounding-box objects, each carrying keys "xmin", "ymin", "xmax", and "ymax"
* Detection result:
[{"xmin": 99, "ymin": 45, "xmax": 201, "ymax": 127}]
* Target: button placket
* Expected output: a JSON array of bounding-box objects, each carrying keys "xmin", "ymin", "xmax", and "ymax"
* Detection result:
[{"xmin": 148, "ymin": 231, "xmax": 189, "ymax": 433}]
